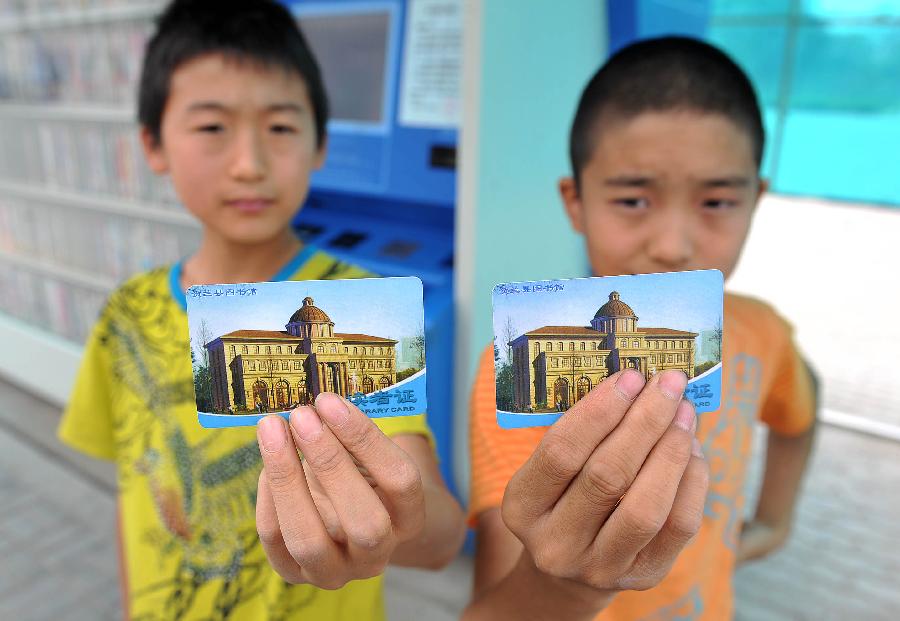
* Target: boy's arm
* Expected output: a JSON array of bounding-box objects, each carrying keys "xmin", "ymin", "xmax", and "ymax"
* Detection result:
[
  {"xmin": 389, "ymin": 434, "xmax": 466, "ymax": 568},
  {"xmin": 472, "ymin": 509, "xmax": 521, "ymax": 597},
  {"xmin": 470, "ymin": 508, "xmax": 619, "ymax": 620},
  {"xmin": 463, "ymin": 370, "xmax": 709, "ymax": 620},
  {"xmin": 738, "ymin": 361, "xmax": 818, "ymax": 563}
]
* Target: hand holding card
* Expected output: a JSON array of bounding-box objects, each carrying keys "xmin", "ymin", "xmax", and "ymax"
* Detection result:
[
  {"xmin": 478, "ymin": 270, "xmax": 716, "ymax": 613},
  {"xmin": 255, "ymin": 394, "xmax": 425, "ymax": 588},
  {"xmin": 499, "ymin": 367, "xmax": 709, "ymax": 609}
]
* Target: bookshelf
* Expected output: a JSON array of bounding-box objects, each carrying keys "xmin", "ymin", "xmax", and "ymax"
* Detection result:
[{"xmin": 0, "ymin": 0, "xmax": 202, "ymax": 406}]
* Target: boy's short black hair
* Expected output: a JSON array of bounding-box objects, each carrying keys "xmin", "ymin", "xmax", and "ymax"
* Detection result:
[
  {"xmin": 569, "ymin": 36, "xmax": 764, "ymax": 186},
  {"xmin": 138, "ymin": 0, "xmax": 328, "ymax": 148}
]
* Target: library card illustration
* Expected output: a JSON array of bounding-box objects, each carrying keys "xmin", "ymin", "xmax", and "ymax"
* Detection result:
[
  {"xmin": 186, "ymin": 277, "xmax": 427, "ymax": 428},
  {"xmin": 491, "ymin": 270, "xmax": 723, "ymax": 429}
]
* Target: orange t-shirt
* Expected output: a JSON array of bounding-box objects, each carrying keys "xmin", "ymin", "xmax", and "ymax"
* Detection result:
[{"xmin": 469, "ymin": 293, "xmax": 815, "ymax": 621}]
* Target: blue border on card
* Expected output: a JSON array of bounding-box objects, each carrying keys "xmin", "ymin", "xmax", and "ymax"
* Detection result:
[
  {"xmin": 497, "ymin": 411, "xmax": 564, "ymax": 429},
  {"xmin": 685, "ymin": 362, "xmax": 721, "ymax": 414}
]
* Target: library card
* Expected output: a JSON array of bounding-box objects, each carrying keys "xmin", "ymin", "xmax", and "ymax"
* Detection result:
[
  {"xmin": 186, "ymin": 277, "xmax": 427, "ymax": 428},
  {"xmin": 491, "ymin": 270, "xmax": 723, "ymax": 429}
]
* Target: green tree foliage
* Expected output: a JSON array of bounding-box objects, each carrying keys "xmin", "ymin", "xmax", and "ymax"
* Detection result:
[
  {"xmin": 695, "ymin": 360, "xmax": 717, "ymax": 377},
  {"xmin": 495, "ymin": 361, "xmax": 515, "ymax": 412},
  {"xmin": 193, "ymin": 361, "xmax": 214, "ymax": 412},
  {"xmin": 396, "ymin": 367, "xmax": 419, "ymax": 382}
]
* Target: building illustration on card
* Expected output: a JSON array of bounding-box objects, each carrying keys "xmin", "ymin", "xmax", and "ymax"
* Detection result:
[
  {"xmin": 506, "ymin": 291, "xmax": 700, "ymax": 412},
  {"xmin": 202, "ymin": 296, "xmax": 406, "ymax": 413}
]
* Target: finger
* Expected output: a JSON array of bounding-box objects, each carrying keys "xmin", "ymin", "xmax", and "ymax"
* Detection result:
[
  {"xmin": 313, "ymin": 393, "xmax": 424, "ymax": 539},
  {"xmin": 256, "ymin": 415, "xmax": 346, "ymax": 586},
  {"xmin": 550, "ymin": 370, "xmax": 689, "ymax": 543},
  {"xmin": 628, "ymin": 441, "xmax": 709, "ymax": 584},
  {"xmin": 350, "ymin": 456, "xmax": 378, "ymax": 487},
  {"xmin": 592, "ymin": 400, "xmax": 696, "ymax": 575},
  {"xmin": 256, "ymin": 473, "xmax": 307, "ymax": 584},
  {"xmin": 288, "ymin": 404, "xmax": 396, "ymax": 565},
  {"xmin": 504, "ymin": 369, "xmax": 646, "ymax": 524},
  {"xmin": 300, "ymin": 460, "xmax": 347, "ymax": 544}
]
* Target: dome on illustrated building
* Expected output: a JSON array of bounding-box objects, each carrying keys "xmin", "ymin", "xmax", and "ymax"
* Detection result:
[
  {"xmin": 289, "ymin": 297, "xmax": 332, "ymax": 324},
  {"xmin": 594, "ymin": 291, "xmax": 637, "ymax": 319}
]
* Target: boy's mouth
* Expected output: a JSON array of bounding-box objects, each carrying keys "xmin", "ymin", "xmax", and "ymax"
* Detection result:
[{"xmin": 226, "ymin": 198, "xmax": 274, "ymax": 214}]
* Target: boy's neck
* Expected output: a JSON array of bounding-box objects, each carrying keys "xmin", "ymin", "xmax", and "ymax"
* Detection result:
[{"xmin": 180, "ymin": 230, "xmax": 303, "ymax": 288}]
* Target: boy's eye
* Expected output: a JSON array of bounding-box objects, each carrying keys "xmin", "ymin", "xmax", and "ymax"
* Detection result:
[
  {"xmin": 702, "ymin": 199, "xmax": 738, "ymax": 209},
  {"xmin": 196, "ymin": 124, "xmax": 224, "ymax": 134},
  {"xmin": 270, "ymin": 124, "xmax": 298, "ymax": 135},
  {"xmin": 613, "ymin": 198, "xmax": 649, "ymax": 209}
]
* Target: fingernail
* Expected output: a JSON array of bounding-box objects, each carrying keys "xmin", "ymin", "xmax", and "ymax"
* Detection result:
[
  {"xmin": 314, "ymin": 392, "xmax": 349, "ymax": 427},
  {"xmin": 692, "ymin": 437, "xmax": 704, "ymax": 458},
  {"xmin": 291, "ymin": 406, "xmax": 322, "ymax": 441},
  {"xmin": 258, "ymin": 416, "xmax": 287, "ymax": 453},
  {"xmin": 674, "ymin": 399, "xmax": 696, "ymax": 433},
  {"xmin": 658, "ymin": 370, "xmax": 688, "ymax": 400},
  {"xmin": 615, "ymin": 369, "xmax": 645, "ymax": 401}
]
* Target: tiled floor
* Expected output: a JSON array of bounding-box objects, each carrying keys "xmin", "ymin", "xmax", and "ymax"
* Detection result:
[
  {"xmin": 728, "ymin": 195, "xmax": 900, "ymax": 428},
  {"xmin": 0, "ymin": 378, "xmax": 470, "ymax": 621},
  {"xmin": 1, "ymin": 378, "xmax": 898, "ymax": 620}
]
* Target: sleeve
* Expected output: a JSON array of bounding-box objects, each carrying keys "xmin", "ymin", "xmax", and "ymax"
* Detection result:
[
  {"xmin": 57, "ymin": 312, "xmax": 117, "ymax": 461},
  {"xmin": 374, "ymin": 413, "xmax": 434, "ymax": 448},
  {"xmin": 758, "ymin": 313, "xmax": 817, "ymax": 437},
  {"xmin": 468, "ymin": 345, "xmax": 542, "ymax": 526}
]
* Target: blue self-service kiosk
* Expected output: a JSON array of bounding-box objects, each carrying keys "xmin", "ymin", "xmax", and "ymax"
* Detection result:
[{"xmin": 283, "ymin": 0, "xmax": 460, "ymax": 493}]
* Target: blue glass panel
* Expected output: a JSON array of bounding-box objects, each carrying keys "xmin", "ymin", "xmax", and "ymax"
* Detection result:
[
  {"xmin": 789, "ymin": 25, "xmax": 900, "ymax": 113},
  {"xmin": 776, "ymin": 25, "xmax": 900, "ymax": 205},
  {"xmin": 706, "ymin": 25, "xmax": 788, "ymax": 108},
  {"xmin": 710, "ymin": 0, "xmax": 791, "ymax": 17},
  {"xmin": 761, "ymin": 107, "xmax": 780, "ymax": 181},
  {"xmin": 801, "ymin": 0, "xmax": 900, "ymax": 19},
  {"xmin": 628, "ymin": 0, "xmax": 900, "ymax": 206},
  {"xmin": 637, "ymin": 0, "xmax": 711, "ymax": 38},
  {"xmin": 777, "ymin": 109, "xmax": 900, "ymax": 205}
]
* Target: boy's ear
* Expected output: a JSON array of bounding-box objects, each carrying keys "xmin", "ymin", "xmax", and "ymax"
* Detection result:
[
  {"xmin": 559, "ymin": 176, "xmax": 585, "ymax": 234},
  {"xmin": 140, "ymin": 126, "xmax": 169, "ymax": 174},
  {"xmin": 752, "ymin": 177, "xmax": 770, "ymax": 212},
  {"xmin": 313, "ymin": 136, "xmax": 329, "ymax": 170}
]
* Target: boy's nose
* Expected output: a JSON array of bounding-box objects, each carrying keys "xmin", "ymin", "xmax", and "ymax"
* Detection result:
[
  {"xmin": 647, "ymin": 210, "xmax": 694, "ymax": 269},
  {"xmin": 229, "ymin": 129, "xmax": 268, "ymax": 181}
]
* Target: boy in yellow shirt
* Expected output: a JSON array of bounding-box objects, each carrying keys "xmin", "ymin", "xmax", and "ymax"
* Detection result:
[
  {"xmin": 462, "ymin": 37, "xmax": 817, "ymax": 619},
  {"xmin": 58, "ymin": 1, "xmax": 464, "ymax": 619}
]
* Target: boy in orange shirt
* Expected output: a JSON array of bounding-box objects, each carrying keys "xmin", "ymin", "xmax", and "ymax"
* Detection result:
[{"xmin": 462, "ymin": 37, "xmax": 817, "ymax": 620}]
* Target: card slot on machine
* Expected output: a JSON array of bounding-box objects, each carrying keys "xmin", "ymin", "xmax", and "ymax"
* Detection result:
[
  {"xmin": 379, "ymin": 240, "xmax": 421, "ymax": 259},
  {"xmin": 327, "ymin": 231, "xmax": 369, "ymax": 249},
  {"xmin": 429, "ymin": 145, "xmax": 456, "ymax": 170}
]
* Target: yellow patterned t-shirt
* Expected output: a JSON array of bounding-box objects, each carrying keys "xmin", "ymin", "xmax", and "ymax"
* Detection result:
[{"xmin": 59, "ymin": 246, "xmax": 431, "ymax": 621}]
